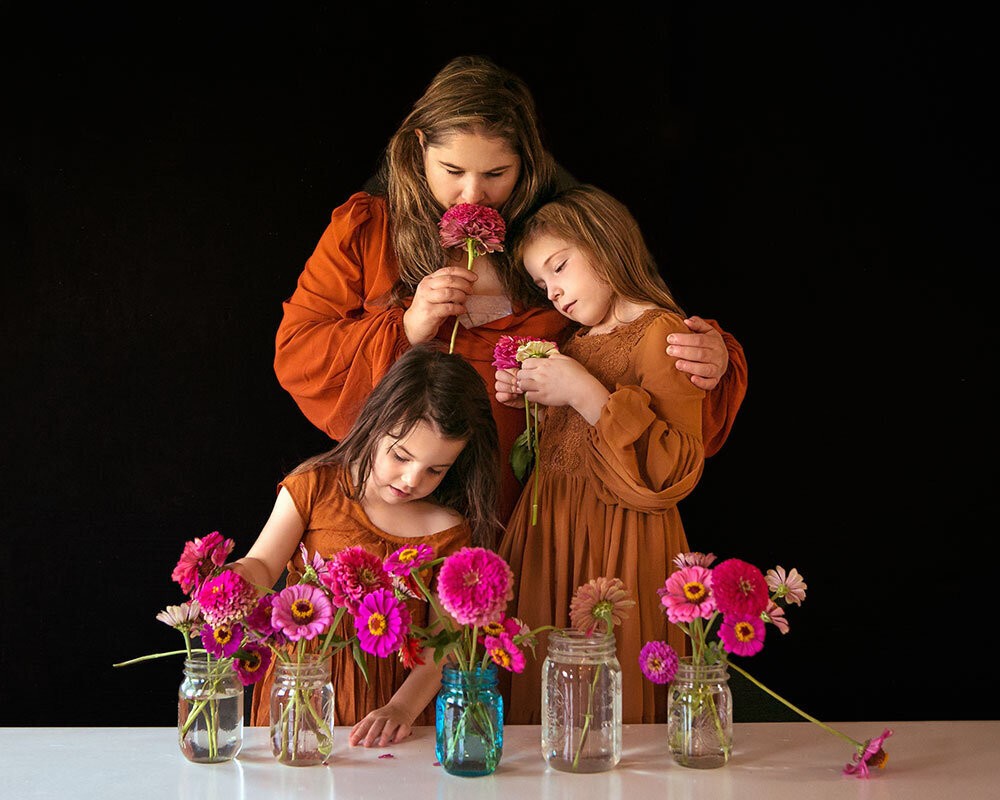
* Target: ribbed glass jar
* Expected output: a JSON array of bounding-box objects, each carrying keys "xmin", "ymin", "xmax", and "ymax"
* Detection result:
[
  {"xmin": 177, "ymin": 656, "xmax": 243, "ymax": 763},
  {"xmin": 270, "ymin": 655, "xmax": 335, "ymax": 766},
  {"xmin": 667, "ymin": 659, "xmax": 733, "ymax": 768},
  {"xmin": 435, "ymin": 664, "xmax": 503, "ymax": 776},
  {"xmin": 541, "ymin": 629, "xmax": 622, "ymax": 772}
]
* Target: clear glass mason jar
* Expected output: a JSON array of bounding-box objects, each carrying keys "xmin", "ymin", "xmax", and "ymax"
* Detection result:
[
  {"xmin": 541, "ymin": 629, "xmax": 622, "ymax": 772},
  {"xmin": 667, "ymin": 658, "xmax": 733, "ymax": 768},
  {"xmin": 435, "ymin": 663, "xmax": 503, "ymax": 776},
  {"xmin": 270, "ymin": 655, "xmax": 335, "ymax": 766},
  {"xmin": 178, "ymin": 655, "xmax": 244, "ymax": 763}
]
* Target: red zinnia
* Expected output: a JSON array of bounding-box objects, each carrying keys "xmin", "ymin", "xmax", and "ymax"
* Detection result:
[{"xmin": 711, "ymin": 558, "xmax": 769, "ymax": 617}]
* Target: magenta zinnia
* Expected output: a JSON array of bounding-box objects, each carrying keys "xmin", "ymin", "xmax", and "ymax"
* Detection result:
[
  {"xmin": 492, "ymin": 335, "xmax": 530, "ymax": 370},
  {"xmin": 436, "ymin": 547, "xmax": 514, "ymax": 627},
  {"xmin": 201, "ymin": 622, "xmax": 243, "ymax": 658},
  {"xmin": 719, "ymin": 613, "xmax": 766, "ymax": 657},
  {"xmin": 658, "ymin": 565, "xmax": 716, "ymax": 624},
  {"xmin": 438, "ymin": 203, "xmax": 506, "ymax": 254},
  {"xmin": 383, "ymin": 543, "xmax": 435, "ymax": 577},
  {"xmin": 171, "ymin": 531, "xmax": 234, "ymax": 594},
  {"xmin": 639, "ymin": 640, "xmax": 679, "ymax": 684},
  {"xmin": 321, "ymin": 545, "xmax": 392, "ymax": 613},
  {"xmin": 484, "ymin": 633, "xmax": 526, "ymax": 673},
  {"xmin": 843, "ymin": 728, "xmax": 893, "ymax": 778},
  {"xmin": 195, "ymin": 570, "xmax": 258, "ymax": 628},
  {"xmin": 712, "ymin": 558, "xmax": 769, "ymax": 617},
  {"xmin": 569, "ymin": 577, "xmax": 635, "ymax": 636},
  {"xmin": 272, "ymin": 584, "xmax": 334, "ymax": 641},
  {"xmin": 354, "ymin": 588, "xmax": 410, "ymax": 658},
  {"xmin": 234, "ymin": 642, "xmax": 272, "ymax": 686}
]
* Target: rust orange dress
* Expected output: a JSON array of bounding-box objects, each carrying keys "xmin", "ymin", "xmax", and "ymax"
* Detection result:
[
  {"xmin": 499, "ymin": 310, "xmax": 705, "ymax": 724},
  {"xmin": 273, "ymin": 192, "xmax": 747, "ymax": 523},
  {"xmin": 249, "ymin": 463, "xmax": 470, "ymax": 727}
]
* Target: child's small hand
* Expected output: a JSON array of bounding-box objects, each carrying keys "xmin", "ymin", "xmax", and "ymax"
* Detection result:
[
  {"xmin": 517, "ymin": 354, "xmax": 610, "ymax": 424},
  {"xmin": 349, "ymin": 703, "xmax": 415, "ymax": 748},
  {"xmin": 494, "ymin": 367, "xmax": 526, "ymax": 409}
]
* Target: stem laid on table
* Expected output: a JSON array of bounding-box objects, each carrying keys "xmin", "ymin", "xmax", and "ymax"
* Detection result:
[{"xmin": 448, "ymin": 239, "xmax": 476, "ymax": 354}]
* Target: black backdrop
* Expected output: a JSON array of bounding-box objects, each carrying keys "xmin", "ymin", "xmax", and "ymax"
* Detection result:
[{"xmin": 3, "ymin": 5, "xmax": 996, "ymax": 726}]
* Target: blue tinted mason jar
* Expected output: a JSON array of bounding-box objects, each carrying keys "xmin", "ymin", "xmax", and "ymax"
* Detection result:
[{"xmin": 435, "ymin": 663, "xmax": 503, "ymax": 776}]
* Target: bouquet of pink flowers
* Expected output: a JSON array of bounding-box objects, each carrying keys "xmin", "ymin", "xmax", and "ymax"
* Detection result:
[
  {"xmin": 438, "ymin": 203, "xmax": 506, "ymax": 354},
  {"xmin": 641, "ymin": 552, "xmax": 892, "ymax": 778},
  {"xmin": 493, "ymin": 335, "xmax": 560, "ymax": 525}
]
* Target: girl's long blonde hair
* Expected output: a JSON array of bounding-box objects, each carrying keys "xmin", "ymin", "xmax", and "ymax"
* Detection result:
[
  {"xmin": 381, "ymin": 56, "xmax": 556, "ymax": 308},
  {"xmin": 512, "ymin": 185, "xmax": 684, "ymax": 317}
]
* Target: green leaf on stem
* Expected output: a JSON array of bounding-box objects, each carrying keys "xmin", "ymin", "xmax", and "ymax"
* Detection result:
[{"xmin": 510, "ymin": 428, "xmax": 533, "ymax": 482}]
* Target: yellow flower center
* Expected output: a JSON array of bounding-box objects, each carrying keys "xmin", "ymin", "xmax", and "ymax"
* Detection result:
[
  {"xmin": 368, "ymin": 612, "xmax": 387, "ymax": 637},
  {"xmin": 483, "ymin": 622, "xmax": 505, "ymax": 636},
  {"xmin": 490, "ymin": 648, "xmax": 511, "ymax": 668},
  {"xmin": 242, "ymin": 652, "xmax": 261, "ymax": 671},
  {"xmin": 683, "ymin": 581, "xmax": 707, "ymax": 602},
  {"xmin": 735, "ymin": 621, "xmax": 755, "ymax": 642},
  {"xmin": 648, "ymin": 657, "xmax": 662, "ymax": 671},
  {"xmin": 291, "ymin": 599, "xmax": 314, "ymax": 621},
  {"xmin": 213, "ymin": 626, "xmax": 232, "ymax": 645},
  {"xmin": 398, "ymin": 548, "xmax": 419, "ymax": 563}
]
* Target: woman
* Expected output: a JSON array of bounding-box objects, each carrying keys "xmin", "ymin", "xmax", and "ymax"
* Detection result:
[{"xmin": 273, "ymin": 56, "xmax": 747, "ymax": 525}]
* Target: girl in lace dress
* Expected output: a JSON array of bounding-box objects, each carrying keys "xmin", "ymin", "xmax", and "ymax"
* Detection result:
[{"xmin": 496, "ymin": 186, "xmax": 706, "ymax": 723}]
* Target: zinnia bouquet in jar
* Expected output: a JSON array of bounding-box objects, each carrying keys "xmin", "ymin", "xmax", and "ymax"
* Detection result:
[
  {"xmin": 493, "ymin": 335, "xmax": 560, "ymax": 525},
  {"xmin": 641, "ymin": 552, "xmax": 893, "ymax": 777},
  {"xmin": 438, "ymin": 203, "xmax": 506, "ymax": 353}
]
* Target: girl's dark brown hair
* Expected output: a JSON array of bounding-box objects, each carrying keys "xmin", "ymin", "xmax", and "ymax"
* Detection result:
[
  {"xmin": 287, "ymin": 344, "xmax": 500, "ymax": 547},
  {"xmin": 380, "ymin": 55, "xmax": 557, "ymax": 308},
  {"xmin": 512, "ymin": 185, "xmax": 685, "ymax": 317}
]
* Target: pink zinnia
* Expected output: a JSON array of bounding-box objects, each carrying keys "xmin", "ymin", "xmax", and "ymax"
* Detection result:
[
  {"xmin": 322, "ymin": 546, "xmax": 393, "ymax": 613},
  {"xmin": 484, "ymin": 633, "xmax": 526, "ymax": 673},
  {"xmin": 712, "ymin": 558, "xmax": 769, "ymax": 617},
  {"xmin": 843, "ymin": 728, "xmax": 894, "ymax": 778},
  {"xmin": 438, "ymin": 203, "xmax": 506, "ymax": 254},
  {"xmin": 492, "ymin": 335, "xmax": 530, "ymax": 370},
  {"xmin": 195, "ymin": 570, "xmax": 258, "ymax": 628},
  {"xmin": 436, "ymin": 547, "xmax": 514, "ymax": 627},
  {"xmin": 383, "ymin": 543, "xmax": 436, "ymax": 577},
  {"xmin": 639, "ymin": 640, "xmax": 679, "ymax": 684},
  {"xmin": 171, "ymin": 531, "xmax": 235, "ymax": 594},
  {"xmin": 569, "ymin": 576, "xmax": 635, "ymax": 636},
  {"xmin": 354, "ymin": 589, "xmax": 411, "ymax": 658},
  {"xmin": 272, "ymin": 584, "xmax": 334, "ymax": 641},
  {"xmin": 658, "ymin": 566, "xmax": 716, "ymax": 624},
  {"xmin": 766, "ymin": 566, "xmax": 807, "ymax": 606},
  {"xmin": 201, "ymin": 622, "xmax": 243, "ymax": 658},
  {"xmin": 673, "ymin": 551, "xmax": 717, "ymax": 569},
  {"xmin": 298, "ymin": 543, "xmax": 329, "ymax": 578},
  {"xmin": 234, "ymin": 642, "xmax": 272, "ymax": 686},
  {"xmin": 762, "ymin": 600, "xmax": 789, "ymax": 634},
  {"xmin": 719, "ymin": 613, "xmax": 766, "ymax": 657}
]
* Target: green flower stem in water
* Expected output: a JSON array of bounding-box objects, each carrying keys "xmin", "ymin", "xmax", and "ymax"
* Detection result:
[
  {"xmin": 726, "ymin": 661, "xmax": 863, "ymax": 751},
  {"xmin": 571, "ymin": 662, "xmax": 604, "ymax": 771},
  {"xmin": 448, "ymin": 239, "xmax": 476, "ymax": 354}
]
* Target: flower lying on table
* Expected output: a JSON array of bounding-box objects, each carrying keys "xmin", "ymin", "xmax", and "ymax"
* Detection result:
[{"xmin": 641, "ymin": 552, "xmax": 893, "ymax": 778}]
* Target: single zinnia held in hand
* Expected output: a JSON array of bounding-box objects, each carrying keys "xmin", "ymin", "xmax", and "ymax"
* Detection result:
[
  {"xmin": 569, "ymin": 576, "xmax": 635, "ymax": 636},
  {"xmin": 436, "ymin": 547, "xmax": 514, "ymax": 628},
  {"xmin": 438, "ymin": 203, "xmax": 506, "ymax": 254}
]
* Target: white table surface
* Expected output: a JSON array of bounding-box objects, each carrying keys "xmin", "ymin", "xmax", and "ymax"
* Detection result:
[{"xmin": 2, "ymin": 721, "xmax": 996, "ymax": 799}]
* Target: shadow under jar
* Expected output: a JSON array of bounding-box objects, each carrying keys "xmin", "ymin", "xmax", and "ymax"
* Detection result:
[{"xmin": 541, "ymin": 629, "xmax": 622, "ymax": 773}]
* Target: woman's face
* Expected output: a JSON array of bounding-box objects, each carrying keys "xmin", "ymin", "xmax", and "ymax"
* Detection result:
[
  {"xmin": 521, "ymin": 232, "xmax": 615, "ymax": 329},
  {"xmin": 419, "ymin": 129, "xmax": 521, "ymax": 210},
  {"xmin": 366, "ymin": 420, "xmax": 467, "ymax": 506}
]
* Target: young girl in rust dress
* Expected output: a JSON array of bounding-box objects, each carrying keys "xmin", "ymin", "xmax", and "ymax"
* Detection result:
[{"xmin": 497, "ymin": 186, "xmax": 707, "ymax": 724}]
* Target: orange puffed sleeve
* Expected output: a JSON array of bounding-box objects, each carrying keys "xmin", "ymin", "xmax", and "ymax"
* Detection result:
[{"xmin": 274, "ymin": 193, "xmax": 410, "ymax": 440}]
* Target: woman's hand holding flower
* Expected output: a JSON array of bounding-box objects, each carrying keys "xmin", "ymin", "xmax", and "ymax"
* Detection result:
[
  {"xmin": 516, "ymin": 353, "xmax": 610, "ymax": 425},
  {"xmin": 668, "ymin": 316, "xmax": 729, "ymax": 390},
  {"xmin": 403, "ymin": 267, "xmax": 479, "ymax": 344}
]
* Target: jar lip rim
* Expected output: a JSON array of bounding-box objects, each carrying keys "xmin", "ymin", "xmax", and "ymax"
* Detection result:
[{"xmin": 550, "ymin": 628, "xmax": 615, "ymax": 641}]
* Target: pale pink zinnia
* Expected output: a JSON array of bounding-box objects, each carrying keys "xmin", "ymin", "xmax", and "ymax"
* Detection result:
[
  {"xmin": 569, "ymin": 577, "xmax": 635, "ymax": 636},
  {"xmin": 155, "ymin": 600, "xmax": 202, "ymax": 632},
  {"xmin": 766, "ymin": 566, "xmax": 807, "ymax": 606},
  {"xmin": 321, "ymin": 546, "xmax": 393, "ymax": 613},
  {"xmin": 843, "ymin": 728, "xmax": 893, "ymax": 778},
  {"xmin": 171, "ymin": 531, "xmax": 235, "ymax": 594},
  {"xmin": 436, "ymin": 547, "xmax": 514, "ymax": 627},
  {"xmin": 484, "ymin": 633, "xmax": 526, "ymax": 673},
  {"xmin": 712, "ymin": 558, "xmax": 769, "ymax": 617},
  {"xmin": 438, "ymin": 203, "xmax": 506, "ymax": 254},
  {"xmin": 354, "ymin": 588, "xmax": 410, "ymax": 658},
  {"xmin": 673, "ymin": 551, "xmax": 717, "ymax": 569},
  {"xmin": 658, "ymin": 566, "xmax": 716, "ymax": 624},
  {"xmin": 515, "ymin": 339, "xmax": 559, "ymax": 361},
  {"xmin": 762, "ymin": 600, "xmax": 789, "ymax": 634},
  {"xmin": 195, "ymin": 570, "xmax": 258, "ymax": 628},
  {"xmin": 272, "ymin": 584, "xmax": 334, "ymax": 641},
  {"xmin": 719, "ymin": 613, "xmax": 766, "ymax": 657}
]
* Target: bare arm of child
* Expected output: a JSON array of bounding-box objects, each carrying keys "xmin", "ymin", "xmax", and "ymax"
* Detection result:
[
  {"xmin": 348, "ymin": 646, "xmax": 447, "ymax": 747},
  {"xmin": 227, "ymin": 487, "xmax": 305, "ymax": 592}
]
